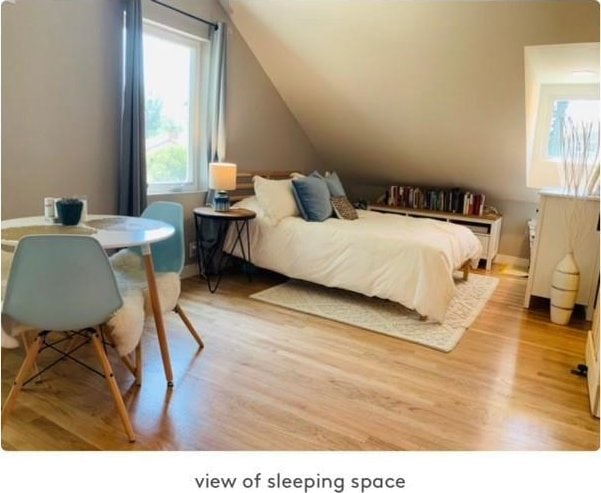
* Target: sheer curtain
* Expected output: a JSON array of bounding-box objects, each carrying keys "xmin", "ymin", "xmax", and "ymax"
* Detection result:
[
  {"xmin": 199, "ymin": 22, "xmax": 229, "ymax": 274},
  {"xmin": 206, "ymin": 21, "xmax": 227, "ymax": 169},
  {"xmin": 118, "ymin": 0, "xmax": 147, "ymax": 216}
]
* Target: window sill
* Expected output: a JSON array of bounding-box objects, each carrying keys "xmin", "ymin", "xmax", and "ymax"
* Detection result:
[{"xmin": 148, "ymin": 189, "xmax": 208, "ymax": 198}]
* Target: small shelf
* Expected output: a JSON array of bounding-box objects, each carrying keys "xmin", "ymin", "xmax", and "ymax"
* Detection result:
[{"xmin": 369, "ymin": 204, "xmax": 501, "ymax": 222}]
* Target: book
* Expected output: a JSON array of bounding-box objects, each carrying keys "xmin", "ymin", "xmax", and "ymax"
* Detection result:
[{"xmin": 384, "ymin": 185, "xmax": 487, "ymax": 216}]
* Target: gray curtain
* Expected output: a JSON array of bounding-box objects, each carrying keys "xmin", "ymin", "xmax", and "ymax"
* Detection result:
[
  {"xmin": 206, "ymin": 22, "xmax": 227, "ymax": 168},
  {"xmin": 200, "ymin": 22, "xmax": 228, "ymax": 274},
  {"xmin": 118, "ymin": 0, "xmax": 147, "ymax": 217}
]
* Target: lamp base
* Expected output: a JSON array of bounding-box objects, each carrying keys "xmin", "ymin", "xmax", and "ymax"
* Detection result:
[{"xmin": 213, "ymin": 191, "xmax": 230, "ymax": 212}]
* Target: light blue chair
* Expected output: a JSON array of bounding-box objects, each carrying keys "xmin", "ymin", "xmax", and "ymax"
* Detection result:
[
  {"xmin": 1, "ymin": 235, "xmax": 136, "ymax": 442},
  {"xmin": 137, "ymin": 201, "xmax": 204, "ymax": 348}
]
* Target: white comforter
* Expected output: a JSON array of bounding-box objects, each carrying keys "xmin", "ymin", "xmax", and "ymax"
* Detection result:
[{"xmin": 227, "ymin": 198, "xmax": 482, "ymax": 322}]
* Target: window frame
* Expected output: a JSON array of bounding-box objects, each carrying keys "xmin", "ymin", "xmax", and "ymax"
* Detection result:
[{"xmin": 143, "ymin": 19, "xmax": 208, "ymax": 195}]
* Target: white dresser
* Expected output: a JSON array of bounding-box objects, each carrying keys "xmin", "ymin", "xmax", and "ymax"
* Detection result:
[{"xmin": 524, "ymin": 191, "xmax": 600, "ymax": 321}]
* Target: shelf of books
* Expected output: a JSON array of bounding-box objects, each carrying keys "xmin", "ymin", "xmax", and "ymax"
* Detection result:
[{"xmin": 384, "ymin": 185, "xmax": 492, "ymax": 217}]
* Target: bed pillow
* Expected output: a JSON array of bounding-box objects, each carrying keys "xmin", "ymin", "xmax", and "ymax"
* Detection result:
[
  {"xmin": 310, "ymin": 170, "xmax": 347, "ymax": 197},
  {"xmin": 253, "ymin": 175, "xmax": 299, "ymax": 225},
  {"xmin": 291, "ymin": 176, "xmax": 333, "ymax": 222},
  {"xmin": 331, "ymin": 196, "xmax": 358, "ymax": 220}
]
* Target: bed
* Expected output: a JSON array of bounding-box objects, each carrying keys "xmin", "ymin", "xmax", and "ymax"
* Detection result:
[{"xmin": 225, "ymin": 176, "xmax": 482, "ymax": 322}]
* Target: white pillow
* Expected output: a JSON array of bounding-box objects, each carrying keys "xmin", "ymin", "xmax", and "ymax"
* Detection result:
[{"xmin": 253, "ymin": 175, "xmax": 299, "ymax": 224}]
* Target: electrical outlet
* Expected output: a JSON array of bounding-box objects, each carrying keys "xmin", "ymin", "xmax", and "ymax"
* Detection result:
[{"xmin": 188, "ymin": 241, "xmax": 197, "ymax": 260}]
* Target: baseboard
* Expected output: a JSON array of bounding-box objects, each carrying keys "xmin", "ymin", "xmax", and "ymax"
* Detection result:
[
  {"xmin": 494, "ymin": 254, "xmax": 529, "ymax": 268},
  {"xmin": 181, "ymin": 263, "xmax": 199, "ymax": 279}
]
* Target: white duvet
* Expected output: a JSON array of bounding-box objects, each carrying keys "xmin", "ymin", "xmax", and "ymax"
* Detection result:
[{"xmin": 227, "ymin": 197, "xmax": 482, "ymax": 322}]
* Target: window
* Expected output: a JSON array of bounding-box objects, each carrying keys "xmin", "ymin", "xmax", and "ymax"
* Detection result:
[
  {"xmin": 528, "ymin": 83, "xmax": 599, "ymax": 189},
  {"xmin": 546, "ymin": 99, "xmax": 599, "ymax": 161},
  {"xmin": 143, "ymin": 21, "xmax": 207, "ymax": 194}
]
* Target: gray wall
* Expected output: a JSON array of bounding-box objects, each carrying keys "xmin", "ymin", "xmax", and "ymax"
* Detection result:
[
  {"xmin": 226, "ymin": 0, "xmax": 600, "ymax": 259},
  {"xmin": 1, "ymin": 0, "xmax": 123, "ymax": 219},
  {"xmin": 1, "ymin": 0, "xmax": 320, "ymax": 263}
]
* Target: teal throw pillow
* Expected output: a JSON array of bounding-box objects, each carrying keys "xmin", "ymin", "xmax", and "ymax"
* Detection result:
[{"xmin": 310, "ymin": 170, "xmax": 347, "ymax": 197}]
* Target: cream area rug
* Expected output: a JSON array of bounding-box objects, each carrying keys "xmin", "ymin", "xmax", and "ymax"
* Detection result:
[{"xmin": 250, "ymin": 274, "xmax": 499, "ymax": 352}]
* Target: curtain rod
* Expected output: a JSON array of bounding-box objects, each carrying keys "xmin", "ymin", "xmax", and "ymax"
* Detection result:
[{"xmin": 150, "ymin": 0, "xmax": 219, "ymax": 30}]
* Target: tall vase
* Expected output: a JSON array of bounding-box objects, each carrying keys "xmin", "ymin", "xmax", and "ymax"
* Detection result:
[{"xmin": 550, "ymin": 252, "xmax": 580, "ymax": 325}]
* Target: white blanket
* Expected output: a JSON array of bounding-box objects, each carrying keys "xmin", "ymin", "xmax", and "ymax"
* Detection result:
[{"xmin": 227, "ymin": 198, "xmax": 482, "ymax": 322}]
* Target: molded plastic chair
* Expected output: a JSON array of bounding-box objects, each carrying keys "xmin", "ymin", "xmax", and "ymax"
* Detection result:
[
  {"xmin": 138, "ymin": 201, "xmax": 204, "ymax": 348},
  {"xmin": 1, "ymin": 235, "xmax": 136, "ymax": 442},
  {"xmin": 119, "ymin": 202, "xmax": 204, "ymax": 348}
]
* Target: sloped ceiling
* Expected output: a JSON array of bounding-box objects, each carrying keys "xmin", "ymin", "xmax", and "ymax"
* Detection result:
[{"xmin": 223, "ymin": 0, "xmax": 599, "ymax": 203}]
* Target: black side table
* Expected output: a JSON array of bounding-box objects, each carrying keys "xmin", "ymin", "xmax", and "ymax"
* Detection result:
[{"xmin": 193, "ymin": 207, "xmax": 256, "ymax": 293}]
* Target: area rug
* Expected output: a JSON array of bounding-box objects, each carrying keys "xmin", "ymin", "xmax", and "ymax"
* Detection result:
[{"xmin": 250, "ymin": 274, "xmax": 499, "ymax": 352}]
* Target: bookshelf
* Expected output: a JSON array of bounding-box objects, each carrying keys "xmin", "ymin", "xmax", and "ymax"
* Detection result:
[{"xmin": 368, "ymin": 204, "xmax": 503, "ymax": 270}]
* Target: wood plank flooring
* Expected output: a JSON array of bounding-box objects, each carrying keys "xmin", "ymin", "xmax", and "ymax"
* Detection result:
[{"xmin": 1, "ymin": 268, "xmax": 599, "ymax": 450}]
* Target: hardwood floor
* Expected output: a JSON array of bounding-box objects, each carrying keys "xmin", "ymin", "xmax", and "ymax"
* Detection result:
[{"xmin": 1, "ymin": 267, "xmax": 599, "ymax": 451}]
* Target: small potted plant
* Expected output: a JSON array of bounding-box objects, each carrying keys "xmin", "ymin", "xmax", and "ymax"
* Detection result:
[{"xmin": 56, "ymin": 197, "xmax": 84, "ymax": 226}]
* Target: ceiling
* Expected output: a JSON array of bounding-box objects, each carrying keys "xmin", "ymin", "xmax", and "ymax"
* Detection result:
[
  {"xmin": 221, "ymin": 0, "xmax": 599, "ymax": 203},
  {"xmin": 526, "ymin": 42, "xmax": 600, "ymax": 85}
]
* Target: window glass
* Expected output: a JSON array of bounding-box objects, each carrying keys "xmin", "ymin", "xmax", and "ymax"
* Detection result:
[
  {"xmin": 546, "ymin": 99, "xmax": 600, "ymax": 161},
  {"xmin": 142, "ymin": 21, "xmax": 204, "ymax": 193}
]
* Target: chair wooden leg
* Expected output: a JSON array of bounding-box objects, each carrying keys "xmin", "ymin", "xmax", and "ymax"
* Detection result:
[
  {"xmin": 134, "ymin": 343, "xmax": 142, "ymax": 386},
  {"xmin": 90, "ymin": 329, "xmax": 136, "ymax": 443},
  {"xmin": 120, "ymin": 353, "xmax": 137, "ymax": 377},
  {"xmin": 1, "ymin": 335, "xmax": 43, "ymax": 429},
  {"xmin": 103, "ymin": 328, "xmax": 138, "ymax": 380},
  {"xmin": 20, "ymin": 332, "xmax": 42, "ymax": 384},
  {"xmin": 174, "ymin": 304, "xmax": 204, "ymax": 348}
]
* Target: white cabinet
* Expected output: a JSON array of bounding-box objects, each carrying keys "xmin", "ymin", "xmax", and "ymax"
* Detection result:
[
  {"xmin": 524, "ymin": 191, "xmax": 600, "ymax": 321},
  {"xmin": 368, "ymin": 204, "xmax": 503, "ymax": 270}
]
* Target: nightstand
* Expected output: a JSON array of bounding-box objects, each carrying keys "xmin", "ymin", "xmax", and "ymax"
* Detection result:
[{"xmin": 193, "ymin": 206, "xmax": 256, "ymax": 293}]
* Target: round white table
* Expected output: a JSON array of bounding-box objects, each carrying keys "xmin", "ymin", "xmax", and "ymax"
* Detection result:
[{"xmin": 1, "ymin": 215, "xmax": 177, "ymax": 386}]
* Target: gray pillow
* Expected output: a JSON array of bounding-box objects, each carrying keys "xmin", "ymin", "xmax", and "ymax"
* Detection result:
[
  {"xmin": 310, "ymin": 170, "xmax": 347, "ymax": 197},
  {"xmin": 291, "ymin": 176, "xmax": 333, "ymax": 222}
]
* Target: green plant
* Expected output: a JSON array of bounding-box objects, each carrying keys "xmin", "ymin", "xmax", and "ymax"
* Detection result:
[
  {"xmin": 57, "ymin": 197, "xmax": 82, "ymax": 205},
  {"xmin": 147, "ymin": 145, "xmax": 188, "ymax": 183}
]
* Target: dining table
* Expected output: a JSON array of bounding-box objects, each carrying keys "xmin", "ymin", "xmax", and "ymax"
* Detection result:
[{"xmin": 1, "ymin": 214, "xmax": 177, "ymax": 387}]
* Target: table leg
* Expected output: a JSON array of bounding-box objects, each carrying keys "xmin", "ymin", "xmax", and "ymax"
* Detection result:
[
  {"xmin": 233, "ymin": 220, "xmax": 252, "ymax": 281},
  {"xmin": 194, "ymin": 213, "xmax": 203, "ymax": 279},
  {"xmin": 141, "ymin": 245, "xmax": 174, "ymax": 387},
  {"xmin": 244, "ymin": 219, "xmax": 252, "ymax": 281},
  {"xmin": 199, "ymin": 218, "xmax": 229, "ymax": 293}
]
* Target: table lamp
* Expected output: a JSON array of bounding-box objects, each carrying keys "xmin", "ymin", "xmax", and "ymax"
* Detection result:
[{"xmin": 209, "ymin": 162, "xmax": 237, "ymax": 212}]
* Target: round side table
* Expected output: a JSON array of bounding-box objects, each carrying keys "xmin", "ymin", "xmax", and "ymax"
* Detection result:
[{"xmin": 193, "ymin": 207, "xmax": 256, "ymax": 293}]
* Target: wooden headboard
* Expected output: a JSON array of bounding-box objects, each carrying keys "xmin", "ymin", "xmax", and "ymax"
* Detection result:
[{"xmin": 230, "ymin": 170, "xmax": 294, "ymax": 203}]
